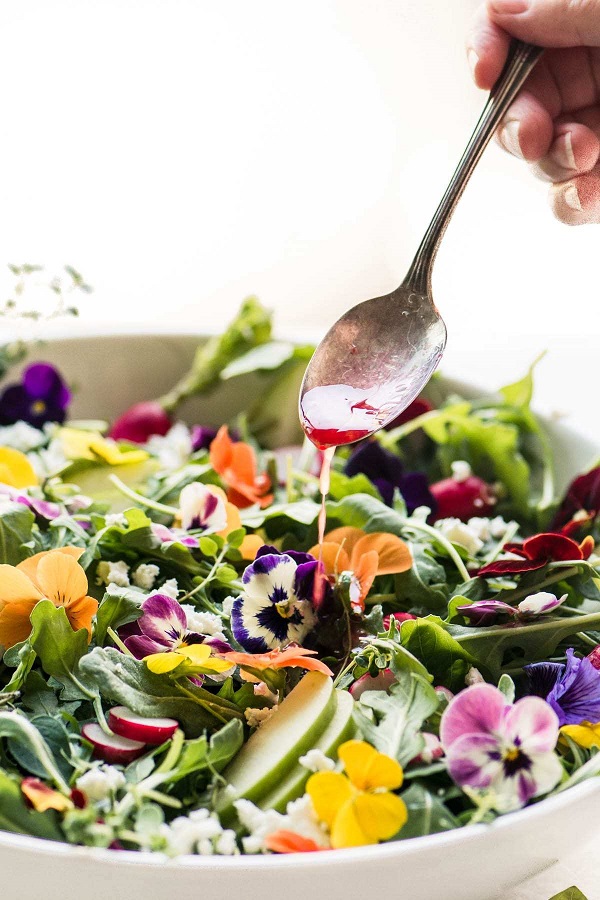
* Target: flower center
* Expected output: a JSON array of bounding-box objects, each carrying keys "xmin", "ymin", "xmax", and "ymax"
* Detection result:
[
  {"xmin": 502, "ymin": 746, "xmax": 531, "ymax": 777},
  {"xmin": 31, "ymin": 400, "xmax": 47, "ymax": 415}
]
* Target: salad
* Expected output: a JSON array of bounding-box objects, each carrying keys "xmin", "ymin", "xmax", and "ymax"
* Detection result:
[{"xmin": 0, "ymin": 297, "xmax": 600, "ymax": 858}]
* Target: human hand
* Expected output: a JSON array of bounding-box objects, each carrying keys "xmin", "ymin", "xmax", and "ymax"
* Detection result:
[{"xmin": 468, "ymin": 0, "xmax": 600, "ymax": 224}]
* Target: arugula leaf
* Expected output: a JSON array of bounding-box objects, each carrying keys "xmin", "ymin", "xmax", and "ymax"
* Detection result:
[
  {"xmin": 220, "ymin": 341, "xmax": 297, "ymax": 379},
  {"xmin": 7, "ymin": 714, "xmax": 73, "ymax": 781},
  {"xmin": 328, "ymin": 471, "xmax": 383, "ymax": 502},
  {"xmin": 354, "ymin": 671, "xmax": 439, "ymax": 766},
  {"xmin": 20, "ymin": 671, "xmax": 81, "ymax": 718},
  {"xmin": 392, "ymin": 545, "xmax": 449, "ymax": 614},
  {"xmin": 80, "ymin": 647, "xmax": 243, "ymax": 737},
  {"xmin": 240, "ymin": 499, "xmax": 320, "ymax": 534},
  {"xmin": 0, "ymin": 713, "xmax": 69, "ymax": 792},
  {"xmin": 400, "ymin": 617, "xmax": 480, "ymax": 691},
  {"xmin": 0, "ymin": 769, "xmax": 62, "ymax": 841},
  {"xmin": 29, "ymin": 601, "xmax": 98, "ymax": 703},
  {"xmin": 2, "ymin": 640, "xmax": 36, "ymax": 692},
  {"xmin": 0, "ymin": 503, "xmax": 35, "ymax": 565},
  {"xmin": 94, "ymin": 590, "xmax": 142, "ymax": 647},
  {"xmin": 399, "ymin": 783, "xmax": 460, "ymax": 839},
  {"xmin": 165, "ymin": 719, "xmax": 244, "ymax": 784}
]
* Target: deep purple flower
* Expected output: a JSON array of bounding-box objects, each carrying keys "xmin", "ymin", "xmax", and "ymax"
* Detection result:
[
  {"xmin": 0, "ymin": 363, "xmax": 71, "ymax": 428},
  {"xmin": 457, "ymin": 592, "xmax": 566, "ymax": 627},
  {"xmin": 191, "ymin": 425, "xmax": 219, "ymax": 452},
  {"xmin": 231, "ymin": 546, "xmax": 318, "ymax": 653},
  {"xmin": 124, "ymin": 594, "xmax": 229, "ymax": 658},
  {"xmin": 345, "ymin": 439, "xmax": 436, "ymax": 514},
  {"xmin": 440, "ymin": 682, "xmax": 562, "ymax": 811},
  {"xmin": 524, "ymin": 648, "xmax": 600, "ymax": 726}
]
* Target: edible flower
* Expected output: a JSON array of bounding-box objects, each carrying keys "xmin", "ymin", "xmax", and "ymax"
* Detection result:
[
  {"xmin": 124, "ymin": 594, "xmax": 232, "ymax": 674},
  {"xmin": 524, "ymin": 648, "xmax": 600, "ymax": 727},
  {"xmin": 440, "ymin": 682, "xmax": 562, "ymax": 811},
  {"xmin": 0, "ymin": 363, "xmax": 71, "ymax": 428},
  {"xmin": 21, "ymin": 778, "xmax": 73, "ymax": 813},
  {"xmin": 209, "ymin": 426, "xmax": 272, "ymax": 509},
  {"xmin": 344, "ymin": 440, "xmax": 436, "ymax": 513},
  {"xmin": 477, "ymin": 532, "xmax": 594, "ymax": 577},
  {"xmin": 221, "ymin": 646, "xmax": 333, "ymax": 679},
  {"xmin": 560, "ymin": 721, "xmax": 600, "ymax": 750},
  {"xmin": 457, "ymin": 591, "xmax": 567, "ymax": 627},
  {"xmin": 308, "ymin": 527, "xmax": 412, "ymax": 613},
  {"xmin": 176, "ymin": 481, "xmax": 261, "ymax": 559},
  {"xmin": 0, "ymin": 547, "xmax": 97, "ymax": 649},
  {"xmin": 0, "ymin": 447, "xmax": 38, "ymax": 488},
  {"xmin": 265, "ymin": 832, "xmax": 326, "ymax": 854},
  {"xmin": 231, "ymin": 547, "xmax": 318, "ymax": 652},
  {"xmin": 551, "ymin": 465, "xmax": 600, "ymax": 533},
  {"xmin": 60, "ymin": 428, "xmax": 149, "ymax": 466},
  {"xmin": 306, "ymin": 740, "xmax": 407, "ymax": 849}
]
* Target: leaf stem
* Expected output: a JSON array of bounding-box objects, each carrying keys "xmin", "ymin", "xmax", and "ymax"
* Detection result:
[{"xmin": 107, "ymin": 475, "xmax": 178, "ymax": 516}]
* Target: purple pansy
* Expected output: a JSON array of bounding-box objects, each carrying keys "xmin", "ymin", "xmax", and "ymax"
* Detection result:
[
  {"xmin": 440, "ymin": 682, "xmax": 562, "ymax": 812},
  {"xmin": 0, "ymin": 363, "xmax": 71, "ymax": 428},
  {"xmin": 151, "ymin": 523, "xmax": 199, "ymax": 549},
  {"xmin": 0, "ymin": 485, "xmax": 61, "ymax": 520},
  {"xmin": 231, "ymin": 546, "xmax": 318, "ymax": 653},
  {"xmin": 458, "ymin": 592, "xmax": 566, "ymax": 627},
  {"xmin": 124, "ymin": 594, "xmax": 230, "ymax": 659},
  {"xmin": 178, "ymin": 482, "xmax": 228, "ymax": 532},
  {"xmin": 524, "ymin": 648, "xmax": 600, "ymax": 726},
  {"xmin": 191, "ymin": 425, "xmax": 219, "ymax": 452},
  {"xmin": 345, "ymin": 440, "xmax": 436, "ymax": 514}
]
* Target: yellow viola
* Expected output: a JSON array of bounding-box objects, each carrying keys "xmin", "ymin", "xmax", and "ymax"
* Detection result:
[
  {"xmin": 0, "ymin": 547, "xmax": 98, "ymax": 649},
  {"xmin": 561, "ymin": 721, "xmax": 600, "ymax": 750},
  {"xmin": 306, "ymin": 740, "xmax": 407, "ymax": 849},
  {"xmin": 60, "ymin": 428, "xmax": 149, "ymax": 466},
  {"xmin": 0, "ymin": 447, "xmax": 38, "ymax": 488},
  {"xmin": 145, "ymin": 642, "xmax": 233, "ymax": 676}
]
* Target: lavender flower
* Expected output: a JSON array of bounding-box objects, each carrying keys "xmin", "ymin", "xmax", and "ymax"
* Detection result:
[
  {"xmin": 0, "ymin": 363, "xmax": 71, "ymax": 428},
  {"xmin": 457, "ymin": 592, "xmax": 566, "ymax": 627},
  {"xmin": 524, "ymin": 648, "xmax": 600, "ymax": 726}
]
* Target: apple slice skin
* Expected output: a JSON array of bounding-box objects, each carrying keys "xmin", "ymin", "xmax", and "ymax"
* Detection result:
[
  {"xmin": 108, "ymin": 706, "xmax": 179, "ymax": 745},
  {"xmin": 259, "ymin": 689, "xmax": 356, "ymax": 813},
  {"xmin": 82, "ymin": 722, "xmax": 146, "ymax": 765}
]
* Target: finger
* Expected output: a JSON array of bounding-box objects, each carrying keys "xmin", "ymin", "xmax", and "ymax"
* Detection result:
[
  {"xmin": 496, "ymin": 89, "xmax": 555, "ymax": 160},
  {"xmin": 550, "ymin": 166, "xmax": 600, "ymax": 224},
  {"xmin": 487, "ymin": 0, "xmax": 600, "ymax": 49},
  {"xmin": 530, "ymin": 121, "xmax": 600, "ymax": 182},
  {"xmin": 467, "ymin": 3, "xmax": 511, "ymax": 89}
]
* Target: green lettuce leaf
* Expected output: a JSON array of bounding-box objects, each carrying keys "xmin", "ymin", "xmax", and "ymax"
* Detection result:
[{"xmin": 0, "ymin": 769, "xmax": 62, "ymax": 841}]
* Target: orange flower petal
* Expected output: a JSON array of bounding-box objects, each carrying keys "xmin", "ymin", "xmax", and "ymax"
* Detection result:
[
  {"xmin": 209, "ymin": 425, "xmax": 233, "ymax": 475},
  {"xmin": 221, "ymin": 646, "xmax": 333, "ymax": 676},
  {"xmin": 229, "ymin": 441, "xmax": 257, "ymax": 486},
  {"xmin": 0, "ymin": 597, "xmax": 39, "ymax": 648},
  {"xmin": 65, "ymin": 594, "xmax": 98, "ymax": 641},
  {"xmin": 307, "ymin": 542, "xmax": 350, "ymax": 577},
  {"xmin": 239, "ymin": 533, "xmax": 264, "ymax": 561},
  {"xmin": 35, "ymin": 551, "xmax": 89, "ymax": 607},
  {"xmin": 323, "ymin": 527, "xmax": 365, "ymax": 557},
  {"xmin": 0, "ymin": 565, "xmax": 43, "ymax": 605},
  {"xmin": 265, "ymin": 831, "xmax": 326, "ymax": 854},
  {"xmin": 580, "ymin": 535, "xmax": 595, "ymax": 559},
  {"xmin": 17, "ymin": 547, "xmax": 84, "ymax": 592},
  {"xmin": 351, "ymin": 533, "xmax": 412, "ymax": 576},
  {"xmin": 21, "ymin": 778, "xmax": 72, "ymax": 813},
  {"xmin": 352, "ymin": 550, "xmax": 379, "ymax": 608}
]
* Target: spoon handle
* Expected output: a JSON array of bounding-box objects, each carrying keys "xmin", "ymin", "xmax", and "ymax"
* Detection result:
[{"xmin": 406, "ymin": 40, "xmax": 543, "ymax": 294}]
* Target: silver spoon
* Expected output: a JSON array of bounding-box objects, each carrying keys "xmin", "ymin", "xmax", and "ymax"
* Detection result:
[{"xmin": 299, "ymin": 41, "xmax": 543, "ymax": 450}]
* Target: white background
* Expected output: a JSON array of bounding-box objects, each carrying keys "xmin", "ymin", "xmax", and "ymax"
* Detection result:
[{"xmin": 1, "ymin": 2, "xmax": 599, "ymax": 895}]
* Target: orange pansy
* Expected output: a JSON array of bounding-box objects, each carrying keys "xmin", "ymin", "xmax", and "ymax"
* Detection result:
[
  {"xmin": 221, "ymin": 646, "xmax": 333, "ymax": 679},
  {"xmin": 265, "ymin": 831, "xmax": 327, "ymax": 854},
  {"xmin": 309, "ymin": 527, "xmax": 412, "ymax": 613},
  {"xmin": 0, "ymin": 547, "xmax": 98, "ymax": 649},
  {"xmin": 21, "ymin": 778, "xmax": 73, "ymax": 813},
  {"xmin": 209, "ymin": 426, "xmax": 272, "ymax": 509}
]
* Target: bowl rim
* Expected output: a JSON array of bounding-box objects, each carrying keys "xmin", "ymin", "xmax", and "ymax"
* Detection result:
[{"xmin": 2, "ymin": 329, "xmax": 599, "ymax": 868}]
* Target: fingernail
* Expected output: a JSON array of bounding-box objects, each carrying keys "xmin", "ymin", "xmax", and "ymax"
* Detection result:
[
  {"xmin": 552, "ymin": 132, "xmax": 577, "ymax": 170},
  {"xmin": 467, "ymin": 49, "xmax": 479, "ymax": 78},
  {"xmin": 489, "ymin": 0, "xmax": 529, "ymax": 13},
  {"xmin": 564, "ymin": 184, "xmax": 583, "ymax": 212},
  {"xmin": 499, "ymin": 121, "xmax": 522, "ymax": 158}
]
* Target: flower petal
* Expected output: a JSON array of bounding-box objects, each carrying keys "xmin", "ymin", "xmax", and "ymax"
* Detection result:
[
  {"xmin": 17, "ymin": 546, "xmax": 83, "ymax": 592},
  {"xmin": 65, "ymin": 594, "xmax": 98, "ymax": 640},
  {"xmin": 561, "ymin": 722, "xmax": 600, "ymax": 749},
  {"xmin": 307, "ymin": 542, "xmax": 350, "ymax": 578},
  {"xmin": 338, "ymin": 740, "xmax": 403, "ymax": 792},
  {"xmin": 522, "ymin": 532, "xmax": 583, "ymax": 562},
  {"xmin": 0, "ymin": 565, "xmax": 42, "ymax": 605},
  {"xmin": 138, "ymin": 594, "xmax": 187, "ymax": 647},
  {"xmin": 35, "ymin": 551, "xmax": 88, "ymax": 607},
  {"xmin": 144, "ymin": 652, "xmax": 185, "ymax": 674},
  {"xmin": 21, "ymin": 777, "xmax": 72, "ymax": 813},
  {"xmin": 503, "ymin": 696, "xmax": 559, "ymax": 754},
  {"xmin": 351, "ymin": 791, "xmax": 407, "ymax": 843},
  {"xmin": 0, "ymin": 597, "xmax": 39, "ymax": 648},
  {"xmin": 440, "ymin": 683, "xmax": 506, "ymax": 749},
  {"xmin": 265, "ymin": 831, "xmax": 326, "ymax": 854},
  {"xmin": 546, "ymin": 648, "xmax": 600, "ymax": 727},
  {"xmin": 0, "ymin": 447, "xmax": 39, "ymax": 489},
  {"xmin": 306, "ymin": 771, "xmax": 353, "ymax": 829},
  {"xmin": 350, "ymin": 533, "xmax": 412, "ymax": 576},
  {"xmin": 445, "ymin": 733, "xmax": 503, "ymax": 789},
  {"xmin": 322, "ymin": 528, "xmax": 365, "ymax": 558},
  {"xmin": 517, "ymin": 592, "xmax": 565, "ymax": 616}
]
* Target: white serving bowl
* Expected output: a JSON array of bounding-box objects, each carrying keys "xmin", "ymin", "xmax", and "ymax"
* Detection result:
[{"xmin": 2, "ymin": 331, "xmax": 599, "ymax": 900}]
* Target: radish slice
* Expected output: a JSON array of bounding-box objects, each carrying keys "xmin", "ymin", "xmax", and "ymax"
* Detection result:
[
  {"xmin": 82, "ymin": 722, "xmax": 146, "ymax": 764},
  {"xmin": 108, "ymin": 706, "xmax": 179, "ymax": 745},
  {"xmin": 350, "ymin": 669, "xmax": 396, "ymax": 700}
]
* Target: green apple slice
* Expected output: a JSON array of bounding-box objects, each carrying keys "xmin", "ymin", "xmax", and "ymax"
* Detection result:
[
  {"xmin": 216, "ymin": 672, "xmax": 334, "ymax": 821},
  {"xmin": 259, "ymin": 688, "xmax": 356, "ymax": 813}
]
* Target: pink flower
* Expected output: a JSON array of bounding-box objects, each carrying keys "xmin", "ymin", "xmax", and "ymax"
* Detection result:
[{"xmin": 440, "ymin": 683, "xmax": 562, "ymax": 812}]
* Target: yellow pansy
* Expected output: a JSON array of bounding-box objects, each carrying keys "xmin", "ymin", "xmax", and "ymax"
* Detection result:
[
  {"xmin": 145, "ymin": 642, "xmax": 233, "ymax": 676},
  {"xmin": 561, "ymin": 721, "xmax": 600, "ymax": 750},
  {"xmin": 60, "ymin": 428, "xmax": 149, "ymax": 465},
  {"xmin": 306, "ymin": 740, "xmax": 407, "ymax": 849},
  {"xmin": 0, "ymin": 447, "xmax": 38, "ymax": 488}
]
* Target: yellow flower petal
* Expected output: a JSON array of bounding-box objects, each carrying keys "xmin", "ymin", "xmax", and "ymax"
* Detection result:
[
  {"xmin": 561, "ymin": 722, "xmax": 600, "ymax": 750},
  {"xmin": 181, "ymin": 643, "xmax": 211, "ymax": 665},
  {"xmin": 338, "ymin": 740, "xmax": 403, "ymax": 792},
  {"xmin": 306, "ymin": 771, "xmax": 353, "ymax": 829},
  {"xmin": 88, "ymin": 437, "xmax": 149, "ymax": 466},
  {"xmin": 329, "ymin": 797, "xmax": 371, "ymax": 849},
  {"xmin": 35, "ymin": 551, "xmax": 88, "ymax": 607},
  {"xmin": 144, "ymin": 652, "xmax": 185, "ymax": 674},
  {"xmin": 0, "ymin": 447, "xmax": 38, "ymax": 488},
  {"xmin": 352, "ymin": 791, "xmax": 407, "ymax": 842}
]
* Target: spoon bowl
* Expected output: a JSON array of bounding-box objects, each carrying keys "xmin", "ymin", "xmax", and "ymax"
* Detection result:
[{"xmin": 300, "ymin": 41, "xmax": 542, "ymax": 449}]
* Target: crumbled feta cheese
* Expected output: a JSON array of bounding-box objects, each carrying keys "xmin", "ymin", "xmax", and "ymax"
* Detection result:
[
  {"xmin": 159, "ymin": 807, "xmax": 238, "ymax": 857},
  {"xmin": 299, "ymin": 749, "xmax": 336, "ymax": 773},
  {"xmin": 77, "ymin": 765, "xmax": 126, "ymax": 802},
  {"xmin": 221, "ymin": 596, "xmax": 235, "ymax": 618},
  {"xmin": 96, "ymin": 560, "xmax": 130, "ymax": 587},
  {"xmin": 0, "ymin": 420, "xmax": 47, "ymax": 452},
  {"xmin": 105, "ymin": 512, "xmax": 127, "ymax": 528},
  {"xmin": 180, "ymin": 605, "xmax": 226, "ymax": 639},
  {"xmin": 234, "ymin": 795, "xmax": 329, "ymax": 854},
  {"xmin": 159, "ymin": 578, "xmax": 179, "ymax": 599},
  {"xmin": 132, "ymin": 563, "xmax": 160, "ymax": 591},
  {"xmin": 451, "ymin": 460, "xmax": 472, "ymax": 482},
  {"xmin": 435, "ymin": 518, "xmax": 483, "ymax": 556},
  {"xmin": 244, "ymin": 707, "xmax": 275, "ymax": 729},
  {"xmin": 146, "ymin": 423, "xmax": 193, "ymax": 471},
  {"xmin": 66, "ymin": 494, "xmax": 93, "ymax": 512}
]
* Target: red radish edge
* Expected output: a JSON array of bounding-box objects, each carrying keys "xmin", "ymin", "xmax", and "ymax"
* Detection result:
[
  {"xmin": 350, "ymin": 669, "xmax": 396, "ymax": 700},
  {"xmin": 82, "ymin": 722, "xmax": 146, "ymax": 764},
  {"xmin": 108, "ymin": 706, "xmax": 179, "ymax": 745}
]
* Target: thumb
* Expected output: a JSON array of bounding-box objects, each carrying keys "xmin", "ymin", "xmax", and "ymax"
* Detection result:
[{"xmin": 487, "ymin": 0, "xmax": 600, "ymax": 47}]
